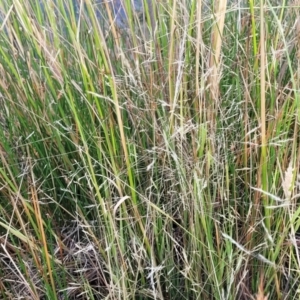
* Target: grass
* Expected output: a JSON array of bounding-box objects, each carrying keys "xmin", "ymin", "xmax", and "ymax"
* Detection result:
[{"xmin": 0, "ymin": 0, "xmax": 299, "ymax": 299}]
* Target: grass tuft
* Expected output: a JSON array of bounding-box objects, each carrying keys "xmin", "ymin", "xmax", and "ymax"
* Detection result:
[{"xmin": 0, "ymin": 0, "xmax": 299, "ymax": 299}]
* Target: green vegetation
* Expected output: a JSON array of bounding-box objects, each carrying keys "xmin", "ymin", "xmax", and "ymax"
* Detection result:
[{"xmin": 0, "ymin": 0, "xmax": 299, "ymax": 299}]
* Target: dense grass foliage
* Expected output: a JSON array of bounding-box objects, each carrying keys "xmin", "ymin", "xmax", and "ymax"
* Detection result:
[{"xmin": 0, "ymin": 0, "xmax": 299, "ymax": 299}]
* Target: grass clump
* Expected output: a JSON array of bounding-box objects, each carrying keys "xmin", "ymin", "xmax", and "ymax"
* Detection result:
[{"xmin": 0, "ymin": 0, "xmax": 299, "ymax": 299}]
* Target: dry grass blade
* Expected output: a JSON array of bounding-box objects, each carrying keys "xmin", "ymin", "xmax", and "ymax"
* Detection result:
[
  {"xmin": 255, "ymin": 273, "xmax": 269, "ymax": 300},
  {"xmin": 208, "ymin": 0, "xmax": 227, "ymax": 94},
  {"xmin": 282, "ymin": 160, "xmax": 294, "ymax": 199}
]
